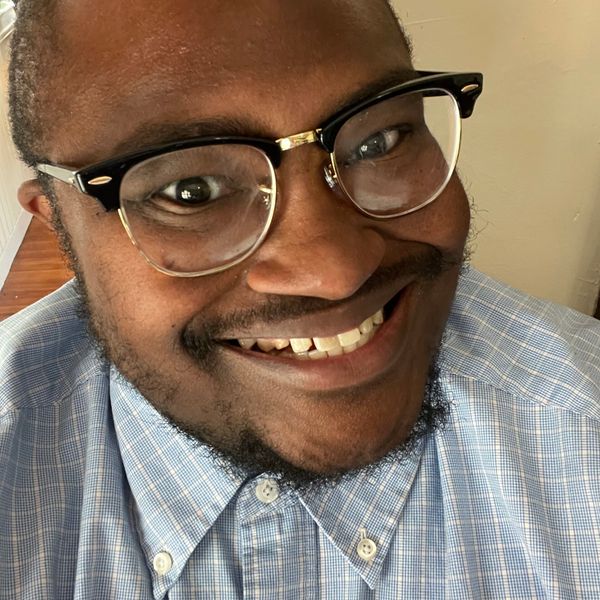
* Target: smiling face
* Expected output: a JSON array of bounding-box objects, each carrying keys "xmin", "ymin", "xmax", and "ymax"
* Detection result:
[{"xmin": 31, "ymin": 0, "xmax": 470, "ymax": 486}]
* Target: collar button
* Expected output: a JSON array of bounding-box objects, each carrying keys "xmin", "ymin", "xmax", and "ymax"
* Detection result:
[
  {"xmin": 255, "ymin": 478, "xmax": 280, "ymax": 504},
  {"xmin": 357, "ymin": 538, "xmax": 377, "ymax": 562},
  {"xmin": 153, "ymin": 551, "xmax": 173, "ymax": 575}
]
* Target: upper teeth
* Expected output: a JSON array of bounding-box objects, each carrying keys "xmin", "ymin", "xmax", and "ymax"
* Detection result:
[{"xmin": 237, "ymin": 308, "xmax": 384, "ymax": 359}]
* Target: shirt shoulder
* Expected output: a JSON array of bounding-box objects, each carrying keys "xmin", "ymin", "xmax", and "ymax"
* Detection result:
[
  {"xmin": 443, "ymin": 268, "xmax": 600, "ymax": 419},
  {"xmin": 0, "ymin": 281, "xmax": 105, "ymax": 419},
  {"xmin": 0, "ymin": 285, "xmax": 139, "ymax": 599}
]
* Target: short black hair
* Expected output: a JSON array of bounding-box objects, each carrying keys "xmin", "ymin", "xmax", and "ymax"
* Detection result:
[
  {"xmin": 8, "ymin": 0, "xmax": 410, "ymax": 169},
  {"xmin": 8, "ymin": 0, "xmax": 59, "ymax": 167}
]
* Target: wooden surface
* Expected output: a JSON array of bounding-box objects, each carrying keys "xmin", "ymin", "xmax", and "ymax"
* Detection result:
[{"xmin": 0, "ymin": 218, "xmax": 72, "ymax": 321}]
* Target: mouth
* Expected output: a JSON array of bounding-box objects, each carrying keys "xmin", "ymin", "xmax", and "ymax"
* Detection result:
[{"xmin": 224, "ymin": 292, "xmax": 402, "ymax": 361}]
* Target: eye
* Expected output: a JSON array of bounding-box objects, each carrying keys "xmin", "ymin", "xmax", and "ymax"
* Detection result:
[
  {"xmin": 157, "ymin": 176, "xmax": 226, "ymax": 206},
  {"xmin": 349, "ymin": 125, "xmax": 412, "ymax": 164}
]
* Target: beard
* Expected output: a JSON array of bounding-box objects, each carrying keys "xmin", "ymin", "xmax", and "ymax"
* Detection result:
[
  {"xmin": 50, "ymin": 197, "xmax": 459, "ymax": 494},
  {"xmin": 158, "ymin": 356, "xmax": 450, "ymax": 494}
]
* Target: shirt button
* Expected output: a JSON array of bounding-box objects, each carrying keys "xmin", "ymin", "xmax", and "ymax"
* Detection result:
[
  {"xmin": 153, "ymin": 551, "xmax": 173, "ymax": 575},
  {"xmin": 255, "ymin": 478, "xmax": 279, "ymax": 504},
  {"xmin": 357, "ymin": 537, "xmax": 377, "ymax": 562}
]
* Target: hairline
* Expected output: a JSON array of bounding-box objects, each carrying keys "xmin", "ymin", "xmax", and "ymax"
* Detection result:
[{"xmin": 8, "ymin": 0, "xmax": 412, "ymax": 175}]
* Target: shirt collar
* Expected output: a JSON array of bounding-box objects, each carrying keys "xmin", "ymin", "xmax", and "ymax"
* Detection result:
[
  {"xmin": 111, "ymin": 367, "xmax": 426, "ymax": 595},
  {"xmin": 110, "ymin": 369, "xmax": 244, "ymax": 599},
  {"xmin": 298, "ymin": 440, "xmax": 425, "ymax": 589}
]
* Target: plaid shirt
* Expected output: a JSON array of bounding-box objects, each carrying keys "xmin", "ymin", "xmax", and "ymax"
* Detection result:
[{"xmin": 1, "ymin": 268, "xmax": 599, "ymax": 599}]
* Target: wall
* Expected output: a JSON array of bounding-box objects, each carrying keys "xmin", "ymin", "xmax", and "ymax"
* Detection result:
[
  {"xmin": 394, "ymin": 0, "xmax": 600, "ymax": 315},
  {"xmin": 0, "ymin": 5, "xmax": 31, "ymax": 289}
]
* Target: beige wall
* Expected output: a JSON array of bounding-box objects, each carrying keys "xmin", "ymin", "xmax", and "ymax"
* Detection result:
[
  {"xmin": 393, "ymin": 0, "xmax": 600, "ymax": 315},
  {"xmin": 0, "ymin": 25, "xmax": 32, "ymax": 288}
]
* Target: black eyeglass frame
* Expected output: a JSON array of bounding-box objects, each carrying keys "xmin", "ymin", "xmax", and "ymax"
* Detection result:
[{"xmin": 37, "ymin": 71, "xmax": 483, "ymax": 213}]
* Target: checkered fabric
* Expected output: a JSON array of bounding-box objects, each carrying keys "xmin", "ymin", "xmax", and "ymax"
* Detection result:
[{"xmin": 1, "ymin": 268, "xmax": 599, "ymax": 599}]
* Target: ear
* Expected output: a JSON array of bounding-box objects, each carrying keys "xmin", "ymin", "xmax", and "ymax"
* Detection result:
[{"xmin": 17, "ymin": 179, "xmax": 55, "ymax": 231}]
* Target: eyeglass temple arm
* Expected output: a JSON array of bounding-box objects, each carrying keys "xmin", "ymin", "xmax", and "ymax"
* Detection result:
[
  {"xmin": 37, "ymin": 163, "xmax": 81, "ymax": 190},
  {"xmin": 36, "ymin": 162, "xmax": 121, "ymax": 212}
]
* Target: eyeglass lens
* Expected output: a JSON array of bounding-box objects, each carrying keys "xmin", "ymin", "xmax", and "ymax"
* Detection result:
[
  {"xmin": 120, "ymin": 144, "xmax": 276, "ymax": 275},
  {"xmin": 119, "ymin": 88, "xmax": 459, "ymax": 275},
  {"xmin": 332, "ymin": 89, "xmax": 460, "ymax": 217}
]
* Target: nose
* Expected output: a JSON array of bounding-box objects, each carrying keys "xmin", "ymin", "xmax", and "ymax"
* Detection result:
[{"xmin": 245, "ymin": 152, "xmax": 386, "ymax": 300}]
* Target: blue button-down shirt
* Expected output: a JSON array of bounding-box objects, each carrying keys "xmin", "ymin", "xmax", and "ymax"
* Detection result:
[{"xmin": 1, "ymin": 268, "xmax": 599, "ymax": 599}]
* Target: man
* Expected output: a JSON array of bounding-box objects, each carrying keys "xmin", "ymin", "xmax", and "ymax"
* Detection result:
[{"xmin": 1, "ymin": 0, "xmax": 598, "ymax": 598}]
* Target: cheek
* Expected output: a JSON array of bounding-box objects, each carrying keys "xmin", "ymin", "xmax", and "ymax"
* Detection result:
[
  {"xmin": 57, "ymin": 194, "xmax": 217, "ymax": 345},
  {"xmin": 381, "ymin": 175, "xmax": 471, "ymax": 254},
  {"xmin": 430, "ymin": 176, "xmax": 471, "ymax": 248}
]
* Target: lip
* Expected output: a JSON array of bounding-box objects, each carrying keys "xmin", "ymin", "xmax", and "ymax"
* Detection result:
[
  {"xmin": 221, "ymin": 282, "xmax": 415, "ymax": 392},
  {"xmin": 217, "ymin": 278, "xmax": 411, "ymax": 341}
]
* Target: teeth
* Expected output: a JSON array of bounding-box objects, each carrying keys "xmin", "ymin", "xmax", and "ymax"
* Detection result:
[
  {"xmin": 313, "ymin": 336, "xmax": 342, "ymax": 352},
  {"xmin": 236, "ymin": 306, "xmax": 386, "ymax": 360},
  {"xmin": 337, "ymin": 328, "xmax": 361, "ymax": 347},
  {"xmin": 359, "ymin": 317, "xmax": 374, "ymax": 334},
  {"xmin": 327, "ymin": 346, "xmax": 344, "ymax": 357},
  {"xmin": 290, "ymin": 338, "xmax": 312, "ymax": 353},
  {"xmin": 257, "ymin": 339, "xmax": 277, "ymax": 352},
  {"xmin": 272, "ymin": 338, "xmax": 290, "ymax": 350},
  {"xmin": 238, "ymin": 338, "xmax": 256, "ymax": 349},
  {"xmin": 357, "ymin": 329, "xmax": 374, "ymax": 348}
]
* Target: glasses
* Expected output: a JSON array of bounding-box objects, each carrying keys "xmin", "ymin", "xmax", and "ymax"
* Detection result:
[{"xmin": 37, "ymin": 71, "xmax": 483, "ymax": 277}]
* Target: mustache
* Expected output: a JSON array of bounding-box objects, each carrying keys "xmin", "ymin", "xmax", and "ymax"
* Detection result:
[{"xmin": 181, "ymin": 246, "xmax": 460, "ymax": 366}]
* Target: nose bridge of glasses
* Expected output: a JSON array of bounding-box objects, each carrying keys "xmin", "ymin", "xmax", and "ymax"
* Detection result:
[
  {"xmin": 276, "ymin": 128, "xmax": 338, "ymax": 192},
  {"xmin": 276, "ymin": 129, "xmax": 322, "ymax": 152}
]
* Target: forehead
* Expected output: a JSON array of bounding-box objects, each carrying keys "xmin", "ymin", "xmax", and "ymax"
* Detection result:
[{"xmin": 50, "ymin": 0, "xmax": 410, "ymax": 163}]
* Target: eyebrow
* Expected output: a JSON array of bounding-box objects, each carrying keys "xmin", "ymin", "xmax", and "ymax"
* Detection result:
[{"xmin": 110, "ymin": 67, "xmax": 418, "ymax": 157}]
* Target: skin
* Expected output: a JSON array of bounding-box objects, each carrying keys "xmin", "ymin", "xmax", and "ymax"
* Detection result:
[{"xmin": 19, "ymin": 0, "xmax": 470, "ymax": 482}]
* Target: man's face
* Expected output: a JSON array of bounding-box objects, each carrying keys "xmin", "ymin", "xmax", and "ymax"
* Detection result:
[{"xmin": 44, "ymin": 0, "xmax": 470, "ymax": 483}]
